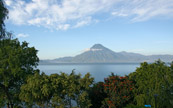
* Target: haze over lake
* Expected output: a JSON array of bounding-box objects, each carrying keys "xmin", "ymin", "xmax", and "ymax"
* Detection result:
[{"xmin": 38, "ymin": 63, "xmax": 140, "ymax": 82}]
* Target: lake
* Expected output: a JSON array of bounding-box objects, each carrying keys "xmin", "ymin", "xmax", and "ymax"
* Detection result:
[{"xmin": 38, "ymin": 63, "xmax": 140, "ymax": 82}]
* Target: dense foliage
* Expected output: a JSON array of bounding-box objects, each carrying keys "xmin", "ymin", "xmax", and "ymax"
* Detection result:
[
  {"xmin": 88, "ymin": 61, "xmax": 173, "ymax": 108},
  {"xmin": 20, "ymin": 70, "xmax": 94, "ymax": 108},
  {"xmin": 89, "ymin": 82, "xmax": 107, "ymax": 108},
  {"xmin": 129, "ymin": 60, "xmax": 173, "ymax": 108},
  {"xmin": 102, "ymin": 74, "xmax": 135, "ymax": 108},
  {"xmin": 0, "ymin": 39, "xmax": 39, "ymax": 107},
  {"xmin": 88, "ymin": 74, "xmax": 135, "ymax": 108}
]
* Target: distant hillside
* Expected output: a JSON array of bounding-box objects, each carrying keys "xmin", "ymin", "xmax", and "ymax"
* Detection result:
[{"xmin": 40, "ymin": 44, "xmax": 173, "ymax": 64}]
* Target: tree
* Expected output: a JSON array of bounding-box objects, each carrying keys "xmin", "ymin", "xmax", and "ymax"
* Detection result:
[
  {"xmin": 129, "ymin": 60, "xmax": 173, "ymax": 108},
  {"xmin": 0, "ymin": 0, "xmax": 8, "ymax": 39},
  {"xmin": 0, "ymin": 39, "xmax": 39, "ymax": 108},
  {"xmin": 77, "ymin": 72, "xmax": 94, "ymax": 107},
  {"xmin": 89, "ymin": 82, "xmax": 107, "ymax": 108},
  {"xmin": 20, "ymin": 71, "xmax": 52, "ymax": 107},
  {"xmin": 102, "ymin": 74, "xmax": 135, "ymax": 108},
  {"xmin": 50, "ymin": 71, "xmax": 94, "ymax": 108},
  {"xmin": 20, "ymin": 70, "xmax": 94, "ymax": 108}
]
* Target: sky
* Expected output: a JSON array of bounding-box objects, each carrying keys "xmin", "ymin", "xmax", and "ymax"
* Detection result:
[{"xmin": 4, "ymin": 0, "xmax": 173, "ymax": 59}]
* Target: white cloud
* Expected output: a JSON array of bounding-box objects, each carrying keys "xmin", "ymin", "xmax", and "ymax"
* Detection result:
[
  {"xmin": 5, "ymin": 0, "xmax": 12, "ymax": 6},
  {"xmin": 74, "ymin": 17, "xmax": 93, "ymax": 28},
  {"xmin": 111, "ymin": 0, "xmax": 173, "ymax": 22},
  {"xmin": 111, "ymin": 12, "xmax": 128, "ymax": 17},
  {"xmin": 16, "ymin": 33, "xmax": 29, "ymax": 38},
  {"xmin": 57, "ymin": 24, "xmax": 70, "ymax": 30},
  {"xmin": 5, "ymin": 0, "xmax": 173, "ymax": 30}
]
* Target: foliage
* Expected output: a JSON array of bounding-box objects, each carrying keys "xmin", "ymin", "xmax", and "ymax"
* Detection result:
[
  {"xmin": 19, "ymin": 71, "xmax": 52, "ymax": 107},
  {"xmin": 51, "ymin": 71, "xmax": 94, "ymax": 108},
  {"xmin": 0, "ymin": 39, "xmax": 39, "ymax": 107},
  {"xmin": 20, "ymin": 70, "xmax": 94, "ymax": 108},
  {"xmin": 0, "ymin": 89, "xmax": 5, "ymax": 107},
  {"xmin": 129, "ymin": 60, "xmax": 173, "ymax": 108},
  {"xmin": 89, "ymin": 82, "xmax": 107, "ymax": 108},
  {"xmin": 0, "ymin": 0, "xmax": 9, "ymax": 39},
  {"xmin": 50, "ymin": 71, "xmax": 94, "ymax": 108},
  {"xmin": 102, "ymin": 74, "xmax": 135, "ymax": 108},
  {"xmin": 123, "ymin": 104, "xmax": 146, "ymax": 108}
]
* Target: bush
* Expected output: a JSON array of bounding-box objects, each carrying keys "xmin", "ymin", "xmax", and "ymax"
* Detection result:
[{"xmin": 102, "ymin": 74, "xmax": 135, "ymax": 108}]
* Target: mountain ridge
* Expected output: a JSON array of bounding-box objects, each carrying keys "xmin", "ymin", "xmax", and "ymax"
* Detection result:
[{"xmin": 40, "ymin": 44, "xmax": 173, "ymax": 64}]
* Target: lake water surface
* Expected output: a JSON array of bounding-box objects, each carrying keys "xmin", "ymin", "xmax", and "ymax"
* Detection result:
[{"xmin": 38, "ymin": 63, "xmax": 140, "ymax": 82}]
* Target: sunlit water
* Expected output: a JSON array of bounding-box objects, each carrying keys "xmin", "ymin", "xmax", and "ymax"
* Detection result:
[{"xmin": 38, "ymin": 63, "xmax": 140, "ymax": 82}]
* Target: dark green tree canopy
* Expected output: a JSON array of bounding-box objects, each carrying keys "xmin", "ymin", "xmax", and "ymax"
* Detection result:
[
  {"xmin": 129, "ymin": 60, "xmax": 173, "ymax": 108},
  {"xmin": 0, "ymin": 0, "xmax": 8, "ymax": 39},
  {"xmin": 0, "ymin": 39, "xmax": 39, "ymax": 108}
]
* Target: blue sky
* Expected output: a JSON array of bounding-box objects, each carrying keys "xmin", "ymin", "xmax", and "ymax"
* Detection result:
[{"xmin": 4, "ymin": 0, "xmax": 173, "ymax": 59}]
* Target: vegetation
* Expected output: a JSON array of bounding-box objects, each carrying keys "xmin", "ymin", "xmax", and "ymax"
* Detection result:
[
  {"xmin": 124, "ymin": 104, "xmax": 146, "ymax": 108},
  {"xmin": 129, "ymin": 60, "xmax": 173, "ymax": 108},
  {"xmin": 0, "ymin": 39, "xmax": 39, "ymax": 107},
  {"xmin": 102, "ymin": 74, "xmax": 135, "ymax": 108},
  {"xmin": 89, "ymin": 82, "xmax": 107, "ymax": 108},
  {"xmin": 20, "ymin": 70, "xmax": 94, "ymax": 108},
  {"xmin": 0, "ymin": 0, "xmax": 11, "ymax": 40},
  {"xmin": 1, "ymin": 56, "xmax": 172, "ymax": 108}
]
